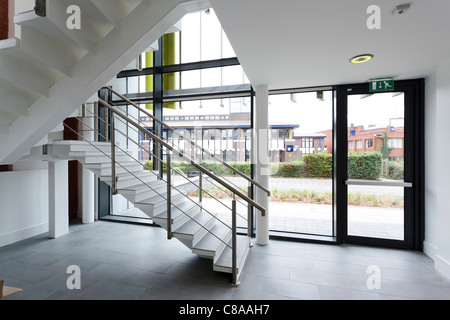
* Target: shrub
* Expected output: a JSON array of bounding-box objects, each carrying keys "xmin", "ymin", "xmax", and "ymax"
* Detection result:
[
  {"xmin": 388, "ymin": 161, "xmax": 404, "ymax": 180},
  {"xmin": 271, "ymin": 161, "xmax": 305, "ymax": 178},
  {"xmin": 348, "ymin": 152, "xmax": 382, "ymax": 180},
  {"xmin": 303, "ymin": 152, "xmax": 332, "ymax": 178}
]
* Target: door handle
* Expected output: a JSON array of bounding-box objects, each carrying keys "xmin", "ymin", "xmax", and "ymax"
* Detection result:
[{"xmin": 345, "ymin": 180, "xmax": 412, "ymax": 188}]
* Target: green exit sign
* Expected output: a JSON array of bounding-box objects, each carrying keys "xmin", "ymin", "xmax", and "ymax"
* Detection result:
[{"xmin": 369, "ymin": 78, "xmax": 394, "ymax": 92}]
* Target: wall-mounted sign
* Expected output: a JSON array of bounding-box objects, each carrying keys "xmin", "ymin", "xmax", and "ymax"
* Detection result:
[
  {"xmin": 286, "ymin": 145, "xmax": 294, "ymax": 153},
  {"xmin": 369, "ymin": 78, "xmax": 394, "ymax": 92}
]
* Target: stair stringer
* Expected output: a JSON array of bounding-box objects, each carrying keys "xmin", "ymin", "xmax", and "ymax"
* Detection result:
[
  {"xmin": 0, "ymin": 0, "xmax": 211, "ymax": 165},
  {"xmin": 32, "ymin": 139, "xmax": 251, "ymax": 280}
]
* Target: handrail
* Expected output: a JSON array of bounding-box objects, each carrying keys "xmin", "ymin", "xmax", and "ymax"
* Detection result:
[
  {"xmin": 63, "ymin": 118, "xmax": 234, "ymax": 248},
  {"xmin": 98, "ymin": 97, "xmax": 266, "ymax": 217},
  {"xmin": 82, "ymin": 106, "xmax": 246, "ymax": 219},
  {"xmin": 103, "ymin": 86, "xmax": 271, "ymax": 196},
  {"xmin": 34, "ymin": 0, "xmax": 46, "ymax": 17}
]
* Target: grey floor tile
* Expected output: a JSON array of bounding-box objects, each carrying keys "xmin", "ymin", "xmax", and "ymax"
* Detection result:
[
  {"xmin": 79, "ymin": 279, "xmax": 146, "ymax": 300},
  {"xmin": 243, "ymin": 260, "xmax": 290, "ymax": 280},
  {"xmin": 262, "ymin": 278, "xmax": 320, "ymax": 300},
  {"xmin": 84, "ymin": 263, "xmax": 140, "ymax": 284},
  {"xmin": 1, "ymin": 220, "xmax": 450, "ymax": 301},
  {"xmin": 6, "ymin": 265, "xmax": 61, "ymax": 285},
  {"xmin": 231, "ymin": 287, "xmax": 289, "ymax": 300},
  {"xmin": 289, "ymin": 268, "xmax": 346, "ymax": 288},
  {"xmin": 318, "ymin": 285, "xmax": 382, "ymax": 300}
]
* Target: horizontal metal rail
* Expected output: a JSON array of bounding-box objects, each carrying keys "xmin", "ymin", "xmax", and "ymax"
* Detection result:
[
  {"xmin": 63, "ymin": 119, "xmax": 233, "ymax": 249},
  {"xmin": 99, "ymin": 97, "xmax": 266, "ymax": 217},
  {"xmin": 80, "ymin": 108, "xmax": 240, "ymax": 225},
  {"xmin": 346, "ymin": 180, "xmax": 412, "ymax": 188},
  {"xmin": 84, "ymin": 107, "xmax": 247, "ymax": 220},
  {"xmin": 103, "ymin": 86, "xmax": 271, "ymax": 197}
]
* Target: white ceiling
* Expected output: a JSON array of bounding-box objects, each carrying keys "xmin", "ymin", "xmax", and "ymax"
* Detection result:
[{"xmin": 210, "ymin": 0, "xmax": 450, "ymax": 90}]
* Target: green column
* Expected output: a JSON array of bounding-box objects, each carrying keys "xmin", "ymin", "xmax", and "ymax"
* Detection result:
[
  {"xmin": 145, "ymin": 51, "xmax": 153, "ymax": 110},
  {"xmin": 163, "ymin": 33, "xmax": 177, "ymax": 110}
]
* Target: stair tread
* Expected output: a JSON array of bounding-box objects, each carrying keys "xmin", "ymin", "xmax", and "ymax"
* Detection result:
[
  {"xmin": 172, "ymin": 210, "xmax": 216, "ymax": 236},
  {"xmin": 85, "ymin": 160, "xmax": 143, "ymax": 169},
  {"xmin": 51, "ymin": 140, "xmax": 116, "ymax": 146},
  {"xmin": 153, "ymin": 201, "xmax": 200, "ymax": 220},
  {"xmin": 214, "ymin": 236, "xmax": 251, "ymax": 271},
  {"xmin": 69, "ymin": 151, "xmax": 129, "ymax": 156},
  {"xmin": 193, "ymin": 222, "xmax": 231, "ymax": 253},
  {"xmin": 135, "ymin": 189, "xmax": 183, "ymax": 205},
  {"xmin": 102, "ymin": 170, "xmax": 156, "ymax": 180},
  {"xmin": 118, "ymin": 179, "xmax": 166, "ymax": 192},
  {"xmin": 0, "ymin": 38, "xmax": 20, "ymax": 50}
]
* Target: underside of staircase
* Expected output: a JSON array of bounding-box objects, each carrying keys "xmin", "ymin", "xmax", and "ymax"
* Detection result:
[
  {"xmin": 1, "ymin": 0, "xmax": 253, "ymax": 284},
  {"xmin": 0, "ymin": 0, "xmax": 210, "ymax": 165},
  {"xmin": 27, "ymin": 139, "xmax": 251, "ymax": 281}
]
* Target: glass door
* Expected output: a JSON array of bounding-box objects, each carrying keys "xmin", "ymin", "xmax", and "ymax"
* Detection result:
[
  {"xmin": 336, "ymin": 80, "xmax": 424, "ymax": 250},
  {"xmin": 346, "ymin": 92, "xmax": 408, "ymax": 241}
]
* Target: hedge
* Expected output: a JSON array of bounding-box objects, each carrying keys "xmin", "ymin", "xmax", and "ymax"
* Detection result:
[
  {"xmin": 388, "ymin": 161, "xmax": 404, "ymax": 180},
  {"xmin": 303, "ymin": 152, "xmax": 332, "ymax": 178},
  {"xmin": 271, "ymin": 161, "xmax": 305, "ymax": 178},
  {"xmin": 145, "ymin": 152, "xmax": 383, "ymax": 180},
  {"xmin": 348, "ymin": 152, "xmax": 382, "ymax": 180}
]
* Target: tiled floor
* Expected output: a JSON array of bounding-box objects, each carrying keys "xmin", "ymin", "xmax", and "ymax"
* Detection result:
[{"xmin": 1, "ymin": 220, "xmax": 450, "ymax": 300}]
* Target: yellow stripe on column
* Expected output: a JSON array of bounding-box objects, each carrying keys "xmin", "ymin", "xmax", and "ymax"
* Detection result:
[
  {"xmin": 163, "ymin": 33, "xmax": 177, "ymax": 110},
  {"xmin": 145, "ymin": 51, "xmax": 153, "ymax": 110}
]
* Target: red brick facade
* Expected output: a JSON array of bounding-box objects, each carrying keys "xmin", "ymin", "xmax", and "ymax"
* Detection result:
[
  {"xmin": 320, "ymin": 125, "xmax": 405, "ymax": 161},
  {"xmin": 0, "ymin": 0, "xmax": 10, "ymax": 40}
]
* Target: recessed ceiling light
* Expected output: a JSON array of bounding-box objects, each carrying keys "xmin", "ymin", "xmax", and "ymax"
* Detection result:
[{"xmin": 350, "ymin": 54, "xmax": 374, "ymax": 64}]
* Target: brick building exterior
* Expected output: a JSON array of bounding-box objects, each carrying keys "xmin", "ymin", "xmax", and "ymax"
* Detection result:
[
  {"xmin": 320, "ymin": 125, "xmax": 405, "ymax": 162},
  {"xmin": 0, "ymin": 0, "xmax": 13, "ymax": 40}
]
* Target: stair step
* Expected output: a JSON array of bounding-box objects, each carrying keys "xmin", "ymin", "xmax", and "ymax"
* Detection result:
[
  {"xmin": 100, "ymin": 170, "xmax": 158, "ymax": 188},
  {"xmin": 134, "ymin": 191, "xmax": 186, "ymax": 217},
  {"xmin": 192, "ymin": 222, "xmax": 232, "ymax": 260},
  {"xmin": 172, "ymin": 210, "xmax": 217, "ymax": 246},
  {"xmin": 136, "ymin": 189, "xmax": 182, "ymax": 205},
  {"xmin": 69, "ymin": 151, "xmax": 131, "ymax": 163},
  {"xmin": 118, "ymin": 179, "xmax": 166, "ymax": 193},
  {"xmin": 14, "ymin": 10, "xmax": 88, "ymax": 63},
  {"xmin": 85, "ymin": 160, "xmax": 142, "ymax": 170},
  {"xmin": 118, "ymin": 180, "xmax": 167, "ymax": 202},
  {"xmin": 153, "ymin": 200, "xmax": 201, "ymax": 229},
  {"xmin": 95, "ymin": 163, "xmax": 143, "ymax": 176},
  {"xmin": 213, "ymin": 236, "xmax": 251, "ymax": 276}
]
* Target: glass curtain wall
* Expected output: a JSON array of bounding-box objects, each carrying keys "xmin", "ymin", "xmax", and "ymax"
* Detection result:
[
  {"xmin": 104, "ymin": 9, "xmax": 252, "ymax": 226},
  {"xmin": 268, "ymin": 90, "xmax": 334, "ymax": 237}
]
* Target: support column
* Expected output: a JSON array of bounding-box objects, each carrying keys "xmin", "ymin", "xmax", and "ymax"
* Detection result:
[
  {"xmin": 48, "ymin": 160, "xmax": 69, "ymax": 239},
  {"xmin": 254, "ymin": 85, "xmax": 270, "ymax": 246},
  {"xmin": 82, "ymin": 104, "xmax": 95, "ymax": 224}
]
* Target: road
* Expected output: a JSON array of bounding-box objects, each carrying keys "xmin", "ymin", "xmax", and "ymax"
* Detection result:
[{"xmin": 183, "ymin": 176, "xmax": 405, "ymax": 197}]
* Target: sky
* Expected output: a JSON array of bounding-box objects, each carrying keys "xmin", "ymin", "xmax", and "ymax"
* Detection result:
[{"xmin": 132, "ymin": 9, "xmax": 406, "ymax": 134}]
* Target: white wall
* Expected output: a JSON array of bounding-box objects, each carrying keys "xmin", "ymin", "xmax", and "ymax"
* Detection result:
[
  {"xmin": 0, "ymin": 168, "xmax": 49, "ymax": 248},
  {"xmin": 425, "ymin": 59, "xmax": 450, "ymax": 278},
  {"xmin": 424, "ymin": 72, "xmax": 438, "ymax": 259},
  {"xmin": 14, "ymin": 0, "xmax": 34, "ymax": 14}
]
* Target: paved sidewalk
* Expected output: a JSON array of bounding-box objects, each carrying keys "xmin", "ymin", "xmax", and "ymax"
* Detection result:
[{"xmin": 117, "ymin": 197, "xmax": 403, "ymax": 240}]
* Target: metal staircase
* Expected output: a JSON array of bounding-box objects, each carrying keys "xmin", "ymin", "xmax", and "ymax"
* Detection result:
[
  {"xmin": 26, "ymin": 87, "xmax": 269, "ymax": 286},
  {"xmin": 4, "ymin": 0, "xmax": 269, "ymax": 286},
  {"xmin": 0, "ymin": 0, "xmax": 210, "ymax": 165}
]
